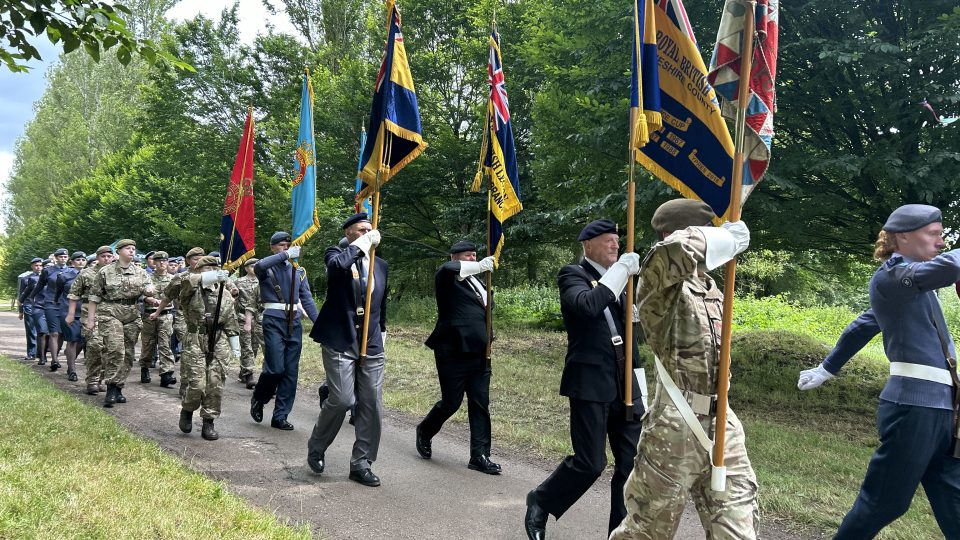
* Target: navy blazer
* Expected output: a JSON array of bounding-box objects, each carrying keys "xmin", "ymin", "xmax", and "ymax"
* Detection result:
[
  {"xmin": 425, "ymin": 261, "xmax": 489, "ymax": 355},
  {"xmin": 310, "ymin": 244, "xmax": 388, "ymax": 356}
]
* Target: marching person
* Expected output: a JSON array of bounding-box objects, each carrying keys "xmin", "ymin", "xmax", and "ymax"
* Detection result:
[
  {"xmin": 416, "ymin": 240, "xmax": 500, "ymax": 474},
  {"xmin": 66, "ymin": 246, "xmax": 114, "ymax": 395},
  {"xmin": 21, "ymin": 258, "xmax": 50, "ymax": 365},
  {"xmin": 160, "ymin": 255, "xmax": 240, "ymax": 440},
  {"xmin": 235, "ymin": 257, "xmax": 263, "ymax": 389},
  {"xmin": 609, "ymin": 199, "xmax": 756, "ymax": 539},
  {"xmin": 152, "ymin": 247, "xmax": 208, "ymax": 396},
  {"xmin": 17, "ymin": 257, "xmax": 43, "ymax": 362},
  {"xmin": 31, "ymin": 247, "xmax": 70, "ymax": 370},
  {"xmin": 54, "ymin": 251, "xmax": 87, "ymax": 381},
  {"xmin": 306, "ymin": 213, "xmax": 387, "ymax": 487},
  {"xmin": 250, "ymin": 232, "xmax": 319, "ymax": 430},
  {"xmin": 140, "ymin": 251, "xmax": 177, "ymax": 387},
  {"xmin": 798, "ymin": 204, "xmax": 960, "ymax": 539},
  {"xmin": 525, "ymin": 219, "xmax": 644, "ymax": 538},
  {"xmin": 86, "ymin": 239, "xmax": 155, "ymax": 408}
]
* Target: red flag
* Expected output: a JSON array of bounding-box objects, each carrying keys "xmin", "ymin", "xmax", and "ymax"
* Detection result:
[{"xmin": 220, "ymin": 108, "xmax": 256, "ymax": 271}]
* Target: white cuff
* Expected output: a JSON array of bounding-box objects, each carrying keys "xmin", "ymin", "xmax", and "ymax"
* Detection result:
[
  {"xmin": 459, "ymin": 261, "xmax": 483, "ymax": 278},
  {"xmin": 229, "ymin": 335, "xmax": 241, "ymax": 357},
  {"xmin": 598, "ymin": 262, "xmax": 630, "ymax": 297},
  {"xmin": 693, "ymin": 227, "xmax": 737, "ymax": 271},
  {"xmin": 351, "ymin": 235, "xmax": 372, "ymax": 256}
]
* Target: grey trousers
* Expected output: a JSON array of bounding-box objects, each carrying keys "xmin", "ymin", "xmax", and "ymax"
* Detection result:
[{"xmin": 307, "ymin": 344, "xmax": 385, "ymax": 472}]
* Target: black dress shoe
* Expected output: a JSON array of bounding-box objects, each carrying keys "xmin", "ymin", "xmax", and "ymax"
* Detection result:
[
  {"xmin": 271, "ymin": 418, "xmax": 294, "ymax": 431},
  {"xmin": 349, "ymin": 468, "xmax": 381, "ymax": 487},
  {"xmin": 67, "ymin": 372, "xmax": 78, "ymax": 382},
  {"xmin": 524, "ymin": 490, "xmax": 548, "ymax": 540},
  {"xmin": 415, "ymin": 426, "xmax": 432, "ymax": 459},
  {"xmin": 179, "ymin": 409, "xmax": 193, "ymax": 433},
  {"xmin": 50, "ymin": 361, "xmax": 60, "ymax": 372},
  {"xmin": 468, "ymin": 455, "xmax": 502, "ymax": 475},
  {"xmin": 140, "ymin": 367, "xmax": 151, "ymax": 383},
  {"xmin": 250, "ymin": 396, "xmax": 263, "ymax": 423},
  {"xmin": 318, "ymin": 383, "xmax": 330, "ymax": 407},
  {"xmin": 307, "ymin": 453, "xmax": 325, "ymax": 474},
  {"xmin": 38, "ymin": 358, "xmax": 46, "ymax": 366}
]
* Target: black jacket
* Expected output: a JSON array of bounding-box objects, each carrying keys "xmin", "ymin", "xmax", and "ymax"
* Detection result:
[
  {"xmin": 310, "ymin": 244, "xmax": 388, "ymax": 355},
  {"xmin": 558, "ymin": 260, "xmax": 642, "ymax": 403},
  {"xmin": 425, "ymin": 261, "xmax": 489, "ymax": 355}
]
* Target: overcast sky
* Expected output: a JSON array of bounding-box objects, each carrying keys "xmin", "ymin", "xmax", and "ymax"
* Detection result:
[{"xmin": 0, "ymin": 0, "xmax": 297, "ymax": 233}]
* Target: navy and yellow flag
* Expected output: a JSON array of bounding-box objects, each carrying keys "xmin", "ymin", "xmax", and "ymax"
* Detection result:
[
  {"xmin": 219, "ymin": 108, "xmax": 255, "ymax": 271},
  {"xmin": 633, "ymin": 0, "xmax": 736, "ymax": 222},
  {"xmin": 630, "ymin": 0, "xmax": 662, "ymax": 150},
  {"xmin": 357, "ymin": 0, "xmax": 426, "ymax": 200},
  {"xmin": 473, "ymin": 28, "xmax": 522, "ymax": 265}
]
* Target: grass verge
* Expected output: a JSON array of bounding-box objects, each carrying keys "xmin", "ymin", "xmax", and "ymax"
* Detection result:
[{"xmin": 0, "ymin": 355, "xmax": 315, "ymax": 540}]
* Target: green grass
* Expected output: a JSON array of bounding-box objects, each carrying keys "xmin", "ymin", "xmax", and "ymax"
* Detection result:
[{"xmin": 0, "ymin": 356, "xmax": 316, "ymax": 540}]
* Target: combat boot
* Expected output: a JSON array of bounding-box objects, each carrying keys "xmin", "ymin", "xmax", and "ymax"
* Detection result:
[
  {"xmin": 115, "ymin": 387, "xmax": 127, "ymax": 403},
  {"xmin": 103, "ymin": 384, "xmax": 117, "ymax": 408},
  {"xmin": 160, "ymin": 371, "xmax": 177, "ymax": 388},
  {"xmin": 245, "ymin": 374, "xmax": 256, "ymax": 390},
  {"xmin": 201, "ymin": 419, "xmax": 219, "ymax": 441},
  {"xmin": 140, "ymin": 367, "xmax": 151, "ymax": 383},
  {"xmin": 179, "ymin": 409, "xmax": 193, "ymax": 433},
  {"xmin": 86, "ymin": 383, "xmax": 99, "ymax": 395}
]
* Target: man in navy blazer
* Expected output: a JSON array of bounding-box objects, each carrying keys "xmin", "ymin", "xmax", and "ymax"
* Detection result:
[{"xmin": 307, "ymin": 213, "xmax": 388, "ymax": 487}]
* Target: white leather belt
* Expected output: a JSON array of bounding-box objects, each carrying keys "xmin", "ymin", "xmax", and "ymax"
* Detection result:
[
  {"xmin": 890, "ymin": 362, "xmax": 953, "ymax": 385},
  {"xmin": 264, "ymin": 302, "xmax": 294, "ymax": 310}
]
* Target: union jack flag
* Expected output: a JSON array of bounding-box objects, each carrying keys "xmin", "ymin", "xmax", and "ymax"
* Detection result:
[{"xmin": 488, "ymin": 38, "xmax": 510, "ymax": 126}]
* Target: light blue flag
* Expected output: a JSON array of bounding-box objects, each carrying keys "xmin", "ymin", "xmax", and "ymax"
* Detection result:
[
  {"xmin": 354, "ymin": 127, "xmax": 372, "ymax": 213},
  {"xmin": 292, "ymin": 69, "xmax": 319, "ymax": 246}
]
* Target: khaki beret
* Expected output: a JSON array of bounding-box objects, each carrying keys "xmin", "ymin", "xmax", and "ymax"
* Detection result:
[
  {"xmin": 196, "ymin": 255, "xmax": 220, "ymax": 268},
  {"xmin": 651, "ymin": 199, "xmax": 715, "ymax": 234},
  {"xmin": 185, "ymin": 247, "xmax": 205, "ymax": 259},
  {"xmin": 115, "ymin": 239, "xmax": 136, "ymax": 249},
  {"xmin": 95, "ymin": 245, "xmax": 113, "ymax": 256},
  {"xmin": 153, "ymin": 251, "xmax": 169, "ymax": 260},
  {"xmin": 243, "ymin": 257, "xmax": 259, "ymax": 268}
]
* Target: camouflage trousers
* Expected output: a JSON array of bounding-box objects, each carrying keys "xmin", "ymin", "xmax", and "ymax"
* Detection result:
[
  {"xmin": 610, "ymin": 398, "xmax": 759, "ymax": 540},
  {"xmin": 238, "ymin": 317, "xmax": 263, "ymax": 378},
  {"xmin": 81, "ymin": 315, "xmax": 104, "ymax": 385},
  {"xmin": 181, "ymin": 330, "xmax": 230, "ymax": 419},
  {"xmin": 140, "ymin": 311, "xmax": 175, "ymax": 373},
  {"xmin": 98, "ymin": 315, "xmax": 142, "ymax": 388}
]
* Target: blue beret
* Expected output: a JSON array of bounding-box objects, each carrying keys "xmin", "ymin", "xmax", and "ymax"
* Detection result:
[
  {"xmin": 270, "ymin": 231, "xmax": 292, "ymax": 245},
  {"xmin": 209, "ymin": 251, "xmax": 221, "ymax": 259},
  {"xmin": 883, "ymin": 204, "xmax": 941, "ymax": 233},
  {"xmin": 30, "ymin": 257, "xmax": 43, "ymax": 264},
  {"xmin": 449, "ymin": 240, "xmax": 478, "ymax": 254},
  {"xmin": 86, "ymin": 255, "xmax": 96, "ymax": 263},
  {"xmin": 145, "ymin": 251, "xmax": 156, "ymax": 258},
  {"xmin": 342, "ymin": 212, "xmax": 370, "ymax": 230},
  {"xmin": 578, "ymin": 219, "xmax": 619, "ymax": 241},
  {"xmin": 53, "ymin": 248, "xmax": 68, "ymax": 256},
  {"xmin": 70, "ymin": 251, "xmax": 86, "ymax": 260}
]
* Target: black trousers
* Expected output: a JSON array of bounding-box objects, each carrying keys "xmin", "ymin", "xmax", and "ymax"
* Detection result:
[
  {"xmin": 533, "ymin": 398, "xmax": 642, "ymax": 534},
  {"xmin": 417, "ymin": 351, "xmax": 492, "ymax": 458}
]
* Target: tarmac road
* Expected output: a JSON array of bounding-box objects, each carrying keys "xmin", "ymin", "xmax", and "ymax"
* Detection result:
[{"xmin": 0, "ymin": 310, "xmax": 805, "ymax": 539}]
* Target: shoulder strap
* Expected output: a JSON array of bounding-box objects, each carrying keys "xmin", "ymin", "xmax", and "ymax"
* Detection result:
[
  {"xmin": 265, "ymin": 265, "xmax": 283, "ymax": 300},
  {"xmin": 569, "ymin": 264, "xmax": 627, "ymax": 376}
]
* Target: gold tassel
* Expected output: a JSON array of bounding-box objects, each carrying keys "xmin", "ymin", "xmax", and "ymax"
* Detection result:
[
  {"xmin": 471, "ymin": 170, "xmax": 483, "ymax": 193},
  {"xmin": 634, "ymin": 112, "xmax": 650, "ymax": 149}
]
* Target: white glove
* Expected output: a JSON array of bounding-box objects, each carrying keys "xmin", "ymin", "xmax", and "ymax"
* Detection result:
[
  {"xmin": 598, "ymin": 252, "xmax": 641, "ymax": 297},
  {"xmin": 350, "ymin": 230, "xmax": 381, "ymax": 255},
  {"xmin": 366, "ymin": 229, "xmax": 381, "ymax": 247},
  {"xmin": 721, "ymin": 221, "xmax": 750, "ymax": 255},
  {"xmin": 459, "ymin": 256, "xmax": 496, "ymax": 278},
  {"xmin": 200, "ymin": 270, "xmax": 229, "ymax": 286},
  {"xmin": 286, "ymin": 245, "xmax": 302, "ymax": 259},
  {"xmin": 797, "ymin": 363, "xmax": 835, "ymax": 390},
  {"xmin": 229, "ymin": 335, "xmax": 241, "ymax": 359},
  {"xmin": 381, "ymin": 331, "xmax": 387, "ymax": 348},
  {"xmin": 478, "ymin": 256, "xmax": 495, "ymax": 273}
]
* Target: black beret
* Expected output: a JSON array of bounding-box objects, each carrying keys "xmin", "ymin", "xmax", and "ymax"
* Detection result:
[
  {"xmin": 578, "ymin": 219, "xmax": 619, "ymax": 241},
  {"xmin": 342, "ymin": 212, "xmax": 371, "ymax": 230},
  {"xmin": 70, "ymin": 251, "xmax": 86, "ymax": 260},
  {"xmin": 883, "ymin": 204, "xmax": 941, "ymax": 233},
  {"xmin": 86, "ymin": 255, "xmax": 96, "ymax": 263},
  {"xmin": 651, "ymin": 199, "xmax": 716, "ymax": 234},
  {"xmin": 53, "ymin": 248, "xmax": 68, "ymax": 256},
  {"xmin": 270, "ymin": 231, "xmax": 292, "ymax": 245},
  {"xmin": 30, "ymin": 257, "xmax": 43, "ymax": 264},
  {"xmin": 449, "ymin": 240, "xmax": 478, "ymax": 254},
  {"xmin": 145, "ymin": 251, "xmax": 156, "ymax": 258}
]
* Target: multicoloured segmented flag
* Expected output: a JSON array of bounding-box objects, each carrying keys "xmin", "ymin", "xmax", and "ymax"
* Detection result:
[
  {"xmin": 291, "ymin": 69, "xmax": 320, "ymax": 248},
  {"xmin": 219, "ymin": 107, "xmax": 256, "ymax": 271},
  {"xmin": 357, "ymin": 0, "xmax": 426, "ymax": 200},
  {"xmin": 708, "ymin": 0, "xmax": 779, "ymax": 201}
]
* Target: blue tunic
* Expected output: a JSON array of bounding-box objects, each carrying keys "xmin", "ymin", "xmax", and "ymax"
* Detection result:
[{"xmin": 254, "ymin": 251, "xmax": 319, "ymax": 322}]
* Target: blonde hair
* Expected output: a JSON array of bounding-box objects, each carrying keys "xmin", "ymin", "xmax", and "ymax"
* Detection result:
[{"xmin": 873, "ymin": 230, "xmax": 898, "ymax": 261}]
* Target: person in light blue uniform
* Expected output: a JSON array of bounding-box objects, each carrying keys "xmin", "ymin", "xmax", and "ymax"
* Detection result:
[
  {"xmin": 798, "ymin": 204, "xmax": 960, "ymax": 539},
  {"xmin": 30, "ymin": 248, "xmax": 70, "ymax": 371},
  {"xmin": 54, "ymin": 251, "xmax": 87, "ymax": 381},
  {"xmin": 249, "ymin": 231, "xmax": 319, "ymax": 431},
  {"xmin": 17, "ymin": 257, "xmax": 43, "ymax": 361}
]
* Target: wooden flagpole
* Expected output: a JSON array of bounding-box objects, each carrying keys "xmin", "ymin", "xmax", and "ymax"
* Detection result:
[
  {"xmin": 359, "ymin": 131, "xmax": 392, "ymax": 361},
  {"xmin": 711, "ymin": 0, "xmax": 756, "ymax": 492},
  {"xmin": 483, "ymin": 15, "xmax": 497, "ymax": 368}
]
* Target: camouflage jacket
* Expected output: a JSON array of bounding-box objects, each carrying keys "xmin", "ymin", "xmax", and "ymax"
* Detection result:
[
  {"xmin": 67, "ymin": 263, "xmax": 101, "ymax": 316},
  {"xmin": 89, "ymin": 261, "xmax": 153, "ymax": 324},
  {"xmin": 179, "ymin": 275, "xmax": 240, "ymax": 337},
  {"xmin": 637, "ymin": 228, "xmax": 723, "ymax": 397},
  {"xmin": 146, "ymin": 271, "xmax": 175, "ymax": 313},
  {"xmin": 234, "ymin": 275, "xmax": 262, "ymax": 321}
]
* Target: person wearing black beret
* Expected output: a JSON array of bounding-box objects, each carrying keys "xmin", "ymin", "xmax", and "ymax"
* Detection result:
[
  {"xmin": 416, "ymin": 240, "xmax": 500, "ymax": 474},
  {"xmin": 16, "ymin": 257, "xmax": 44, "ymax": 362},
  {"xmin": 29, "ymin": 247, "xmax": 70, "ymax": 370},
  {"xmin": 53, "ymin": 251, "xmax": 88, "ymax": 381},
  {"xmin": 525, "ymin": 219, "xmax": 645, "ymax": 539}
]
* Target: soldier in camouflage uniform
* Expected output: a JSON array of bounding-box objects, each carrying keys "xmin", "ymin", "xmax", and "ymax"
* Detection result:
[
  {"xmin": 168, "ymin": 256, "xmax": 188, "ymax": 362},
  {"xmin": 154, "ymin": 248, "xmax": 207, "ymax": 397},
  {"xmin": 85, "ymin": 239, "xmax": 155, "ymax": 408},
  {"xmin": 139, "ymin": 251, "xmax": 178, "ymax": 388},
  {"xmin": 66, "ymin": 245, "xmax": 114, "ymax": 395},
  {"xmin": 235, "ymin": 257, "xmax": 263, "ymax": 389},
  {"xmin": 157, "ymin": 256, "xmax": 240, "ymax": 440},
  {"xmin": 610, "ymin": 199, "xmax": 755, "ymax": 540}
]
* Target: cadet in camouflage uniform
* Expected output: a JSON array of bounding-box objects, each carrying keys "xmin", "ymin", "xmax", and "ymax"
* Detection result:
[
  {"xmin": 67, "ymin": 246, "xmax": 114, "ymax": 394},
  {"xmin": 158, "ymin": 256, "xmax": 240, "ymax": 440},
  {"xmin": 168, "ymin": 256, "xmax": 188, "ymax": 362},
  {"xmin": 235, "ymin": 257, "xmax": 263, "ymax": 389},
  {"xmin": 140, "ymin": 251, "xmax": 178, "ymax": 387},
  {"xmin": 154, "ymin": 248, "xmax": 207, "ymax": 396},
  {"xmin": 85, "ymin": 239, "xmax": 155, "ymax": 408},
  {"xmin": 611, "ymin": 199, "xmax": 756, "ymax": 540}
]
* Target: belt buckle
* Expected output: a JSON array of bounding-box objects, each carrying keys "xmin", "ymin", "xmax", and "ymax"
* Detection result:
[
  {"xmin": 690, "ymin": 393, "xmax": 715, "ymax": 416},
  {"xmin": 356, "ymin": 307, "xmax": 365, "ymax": 317},
  {"xmin": 611, "ymin": 336, "xmax": 623, "ymax": 346}
]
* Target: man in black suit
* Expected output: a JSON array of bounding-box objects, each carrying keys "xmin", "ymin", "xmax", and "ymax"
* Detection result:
[
  {"xmin": 416, "ymin": 240, "xmax": 500, "ymax": 474},
  {"xmin": 524, "ymin": 219, "xmax": 644, "ymax": 540},
  {"xmin": 306, "ymin": 213, "xmax": 388, "ymax": 487}
]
